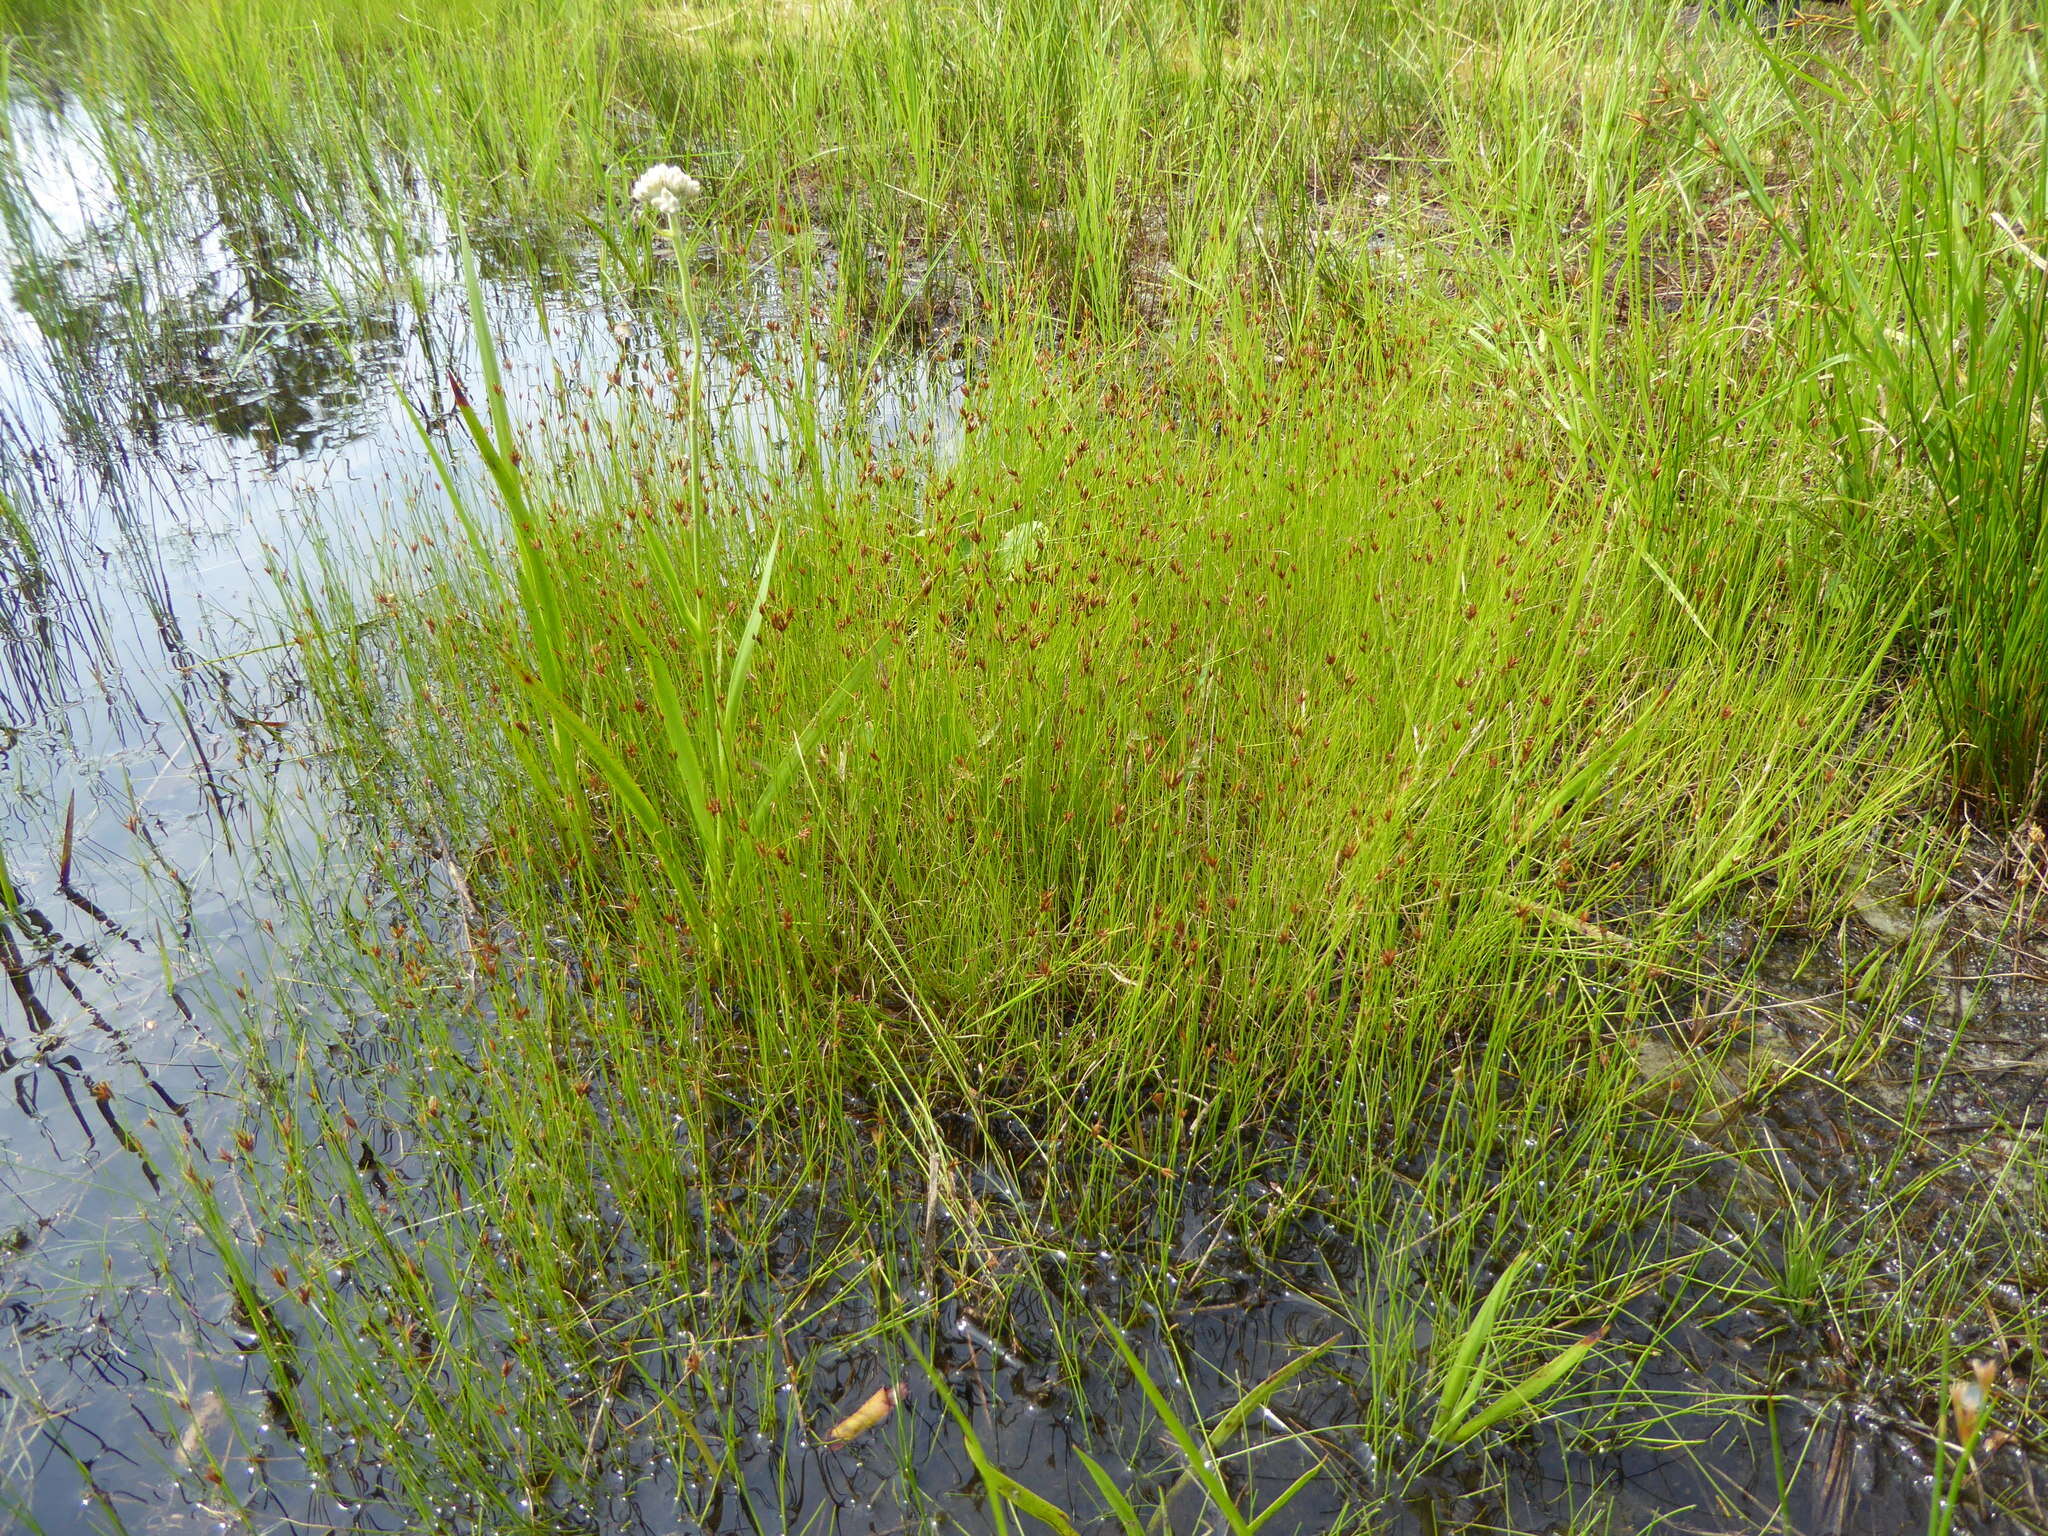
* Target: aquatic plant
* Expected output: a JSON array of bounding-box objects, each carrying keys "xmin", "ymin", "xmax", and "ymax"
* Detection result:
[
  {"xmin": 232, "ymin": 272, "xmax": 1976, "ymax": 1524},
  {"xmin": 1699, "ymin": 0, "xmax": 2048, "ymax": 817},
  {"xmin": 1426, "ymin": 1252, "xmax": 1606, "ymax": 1449},
  {"xmin": 5, "ymin": 0, "xmax": 2046, "ymax": 1526}
]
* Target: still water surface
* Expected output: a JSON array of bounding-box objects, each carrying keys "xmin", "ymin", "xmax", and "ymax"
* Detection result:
[{"xmin": 0, "ymin": 100, "xmax": 955, "ymax": 1528}]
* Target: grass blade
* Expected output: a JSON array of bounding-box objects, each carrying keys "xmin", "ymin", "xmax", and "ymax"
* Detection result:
[
  {"xmin": 1436, "ymin": 1329, "xmax": 1605, "ymax": 1446},
  {"xmin": 1430, "ymin": 1251, "xmax": 1531, "ymax": 1440}
]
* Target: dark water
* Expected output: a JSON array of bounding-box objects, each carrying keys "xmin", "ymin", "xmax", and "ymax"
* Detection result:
[
  {"xmin": 0, "ymin": 99, "xmax": 961, "ymax": 1530},
  {"xmin": 0, "ymin": 101, "xmax": 380, "ymax": 1528},
  {"xmin": 1, "ymin": 90, "xmax": 2045, "ymax": 1536}
]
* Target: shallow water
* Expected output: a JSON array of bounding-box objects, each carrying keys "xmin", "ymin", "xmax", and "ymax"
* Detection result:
[
  {"xmin": 0, "ymin": 99, "xmax": 958, "ymax": 1529},
  {"xmin": 0, "ymin": 103, "xmax": 373, "ymax": 1526},
  {"xmin": 1, "ymin": 85, "xmax": 2045, "ymax": 1536}
]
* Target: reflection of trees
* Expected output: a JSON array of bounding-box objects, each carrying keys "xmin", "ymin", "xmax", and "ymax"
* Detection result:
[{"xmin": 3, "ymin": 153, "xmax": 406, "ymax": 466}]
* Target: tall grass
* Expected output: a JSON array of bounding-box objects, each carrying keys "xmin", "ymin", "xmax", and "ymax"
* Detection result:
[
  {"xmin": 9, "ymin": 0, "xmax": 2048, "ymax": 1522},
  {"xmin": 1705, "ymin": 0, "xmax": 2048, "ymax": 815},
  {"xmin": 219, "ymin": 274, "xmax": 1958, "ymax": 1520},
  {"xmin": 321, "ymin": 298, "xmax": 1930, "ymax": 1128},
  {"xmin": 1, "ymin": 0, "xmax": 620, "ymax": 228}
]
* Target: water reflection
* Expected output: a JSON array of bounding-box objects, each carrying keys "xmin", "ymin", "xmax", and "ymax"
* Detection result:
[
  {"xmin": 0, "ymin": 91, "xmax": 961, "ymax": 1532},
  {"xmin": 0, "ymin": 99, "xmax": 487, "ymax": 1531},
  {"xmin": 0, "ymin": 105, "xmax": 413, "ymax": 463}
]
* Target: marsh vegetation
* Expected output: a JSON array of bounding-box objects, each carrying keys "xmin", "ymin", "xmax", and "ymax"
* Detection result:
[{"xmin": 1, "ymin": 0, "xmax": 2047, "ymax": 1531}]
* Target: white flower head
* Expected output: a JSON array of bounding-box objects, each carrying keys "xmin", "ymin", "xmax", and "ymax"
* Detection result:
[{"xmin": 631, "ymin": 163, "xmax": 702, "ymax": 217}]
